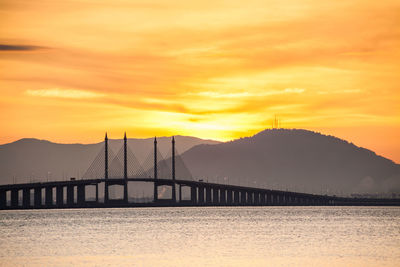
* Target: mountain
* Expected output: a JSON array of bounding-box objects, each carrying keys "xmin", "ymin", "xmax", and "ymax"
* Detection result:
[
  {"xmin": 0, "ymin": 136, "xmax": 220, "ymax": 185},
  {"xmin": 181, "ymin": 129, "xmax": 400, "ymax": 195}
]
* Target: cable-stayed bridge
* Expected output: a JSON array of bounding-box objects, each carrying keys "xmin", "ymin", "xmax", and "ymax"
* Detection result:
[{"xmin": 1, "ymin": 133, "xmax": 399, "ymax": 209}]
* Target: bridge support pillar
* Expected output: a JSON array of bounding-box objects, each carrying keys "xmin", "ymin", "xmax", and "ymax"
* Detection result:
[
  {"xmin": 34, "ymin": 187, "xmax": 42, "ymax": 208},
  {"xmin": 240, "ymin": 191, "xmax": 246, "ymax": 205},
  {"xmin": 95, "ymin": 183, "xmax": 99, "ymax": 203},
  {"xmin": 198, "ymin": 186, "xmax": 204, "ymax": 204},
  {"xmin": 298, "ymin": 197, "xmax": 302, "ymax": 205},
  {"xmin": 153, "ymin": 183, "xmax": 158, "ymax": 203},
  {"xmin": 220, "ymin": 189, "xmax": 226, "ymax": 204},
  {"xmin": 67, "ymin": 185, "xmax": 74, "ymax": 206},
  {"xmin": 23, "ymin": 188, "xmax": 30, "ymax": 208},
  {"xmin": 190, "ymin": 186, "xmax": 197, "ymax": 204},
  {"xmin": 205, "ymin": 187, "xmax": 212, "ymax": 204},
  {"xmin": 213, "ymin": 188, "xmax": 219, "ymax": 204},
  {"xmin": 247, "ymin": 191, "xmax": 253, "ymax": 205},
  {"xmin": 278, "ymin": 194, "xmax": 285, "ymax": 206},
  {"xmin": 260, "ymin": 192, "xmax": 266, "ymax": 205},
  {"xmin": 282, "ymin": 194, "xmax": 287, "ymax": 205},
  {"xmin": 273, "ymin": 194, "xmax": 278, "ymax": 205},
  {"xmin": 11, "ymin": 189, "xmax": 19, "ymax": 208},
  {"xmin": 290, "ymin": 195, "xmax": 294, "ymax": 205},
  {"xmin": 254, "ymin": 192, "xmax": 260, "ymax": 205},
  {"xmin": 77, "ymin": 185, "xmax": 85, "ymax": 205},
  {"xmin": 45, "ymin": 187, "xmax": 53, "ymax": 206},
  {"xmin": 227, "ymin": 189, "xmax": 233, "ymax": 205},
  {"xmin": 104, "ymin": 182, "xmax": 109, "ymax": 204},
  {"xmin": 233, "ymin": 190, "xmax": 239, "ymax": 204},
  {"xmin": 0, "ymin": 189, "xmax": 6, "ymax": 209},
  {"xmin": 124, "ymin": 182, "xmax": 128, "ymax": 204},
  {"xmin": 56, "ymin": 185, "xmax": 63, "ymax": 207}
]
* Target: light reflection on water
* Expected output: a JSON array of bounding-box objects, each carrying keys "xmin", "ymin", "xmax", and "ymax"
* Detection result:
[{"xmin": 0, "ymin": 207, "xmax": 399, "ymax": 266}]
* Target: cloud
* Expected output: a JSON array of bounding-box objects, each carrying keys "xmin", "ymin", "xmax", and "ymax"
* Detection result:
[
  {"xmin": 25, "ymin": 88, "xmax": 105, "ymax": 99},
  {"xmin": 192, "ymin": 88, "xmax": 305, "ymax": 98},
  {"xmin": 0, "ymin": 44, "xmax": 44, "ymax": 51}
]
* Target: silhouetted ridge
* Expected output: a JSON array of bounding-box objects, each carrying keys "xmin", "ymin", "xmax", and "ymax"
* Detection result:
[{"xmin": 181, "ymin": 129, "xmax": 400, "ymax": 195}]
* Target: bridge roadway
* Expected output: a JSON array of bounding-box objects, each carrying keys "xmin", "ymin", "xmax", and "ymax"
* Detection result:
[{"xmin": 1, "ymin": 178, "xmax": 399, "ymax": 209}]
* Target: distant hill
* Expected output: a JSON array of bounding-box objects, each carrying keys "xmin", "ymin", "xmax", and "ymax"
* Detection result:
[
  {"xmin": 181, "ymin": 129, "xmax": 400, "ymax": 195},
  {"xmin": 0, "ymin": 136, "xmax": 220, "ymax": 185}
]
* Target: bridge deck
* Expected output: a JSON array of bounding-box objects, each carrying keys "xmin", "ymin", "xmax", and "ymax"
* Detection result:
[{"xmin": 0, "ymin": 178, "xmax": 399, "ymax": 209}]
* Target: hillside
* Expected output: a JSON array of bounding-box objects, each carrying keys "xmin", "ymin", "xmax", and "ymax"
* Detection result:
[{"xmin": 181, "ymin": 129, "xmax": 400, "ymax": 195}]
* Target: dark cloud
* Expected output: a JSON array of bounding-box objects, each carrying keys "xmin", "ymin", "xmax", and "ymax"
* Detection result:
[{"xmin": 0, "ymin": 44, "xmax": 44, "ymax": 51}]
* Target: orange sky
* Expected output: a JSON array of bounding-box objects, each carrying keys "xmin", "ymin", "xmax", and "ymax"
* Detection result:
[{"xmin": 0, "ymin": 0, "xmax": 399, "ymax": 162}]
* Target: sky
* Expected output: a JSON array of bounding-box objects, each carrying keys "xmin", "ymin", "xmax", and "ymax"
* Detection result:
[{"xmin": 0, "ymin": 0, "xmax": 399, "ymax": 162}]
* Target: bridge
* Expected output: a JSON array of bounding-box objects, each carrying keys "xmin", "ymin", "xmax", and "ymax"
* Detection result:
[{"xmin": 1, "ymin": 134, "xmax": 399, "ymax": 209}]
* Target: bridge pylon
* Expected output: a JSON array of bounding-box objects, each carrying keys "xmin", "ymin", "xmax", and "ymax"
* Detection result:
[
  {"xmin": 153, "ymin": 137, "xmax": 158, "ymax": 202},
  {"xmin": 123, "ymin": 132, "xmax": 128, "ymax": 203},
  {"xmin": 172, "ymin": 136, "xmax": 176, "ymax": 202},
  {"xmin": 104, "ymin": 132, "xmax": 109, "ymax": 204}
]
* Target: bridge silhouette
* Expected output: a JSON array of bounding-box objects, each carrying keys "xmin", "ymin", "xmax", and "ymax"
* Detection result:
[{"xmin": 1, "ymin": 133, "xmax": 399, "ymax": 209}]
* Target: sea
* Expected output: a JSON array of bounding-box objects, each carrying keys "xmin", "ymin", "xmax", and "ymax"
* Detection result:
[{"xmin": 0, "ymin": 206, "xmax": 399, "ymax": 266}]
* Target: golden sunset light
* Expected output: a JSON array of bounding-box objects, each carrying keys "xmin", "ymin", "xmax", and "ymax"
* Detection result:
[{"xmin": 0, "ymin": 0, "xmax": 399, "ymax": 162}]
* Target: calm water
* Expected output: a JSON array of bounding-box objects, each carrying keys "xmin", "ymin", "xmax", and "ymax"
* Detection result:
[{"xmin": 0, "ymin": 207, "xmax": 399, "ymax": 266}]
